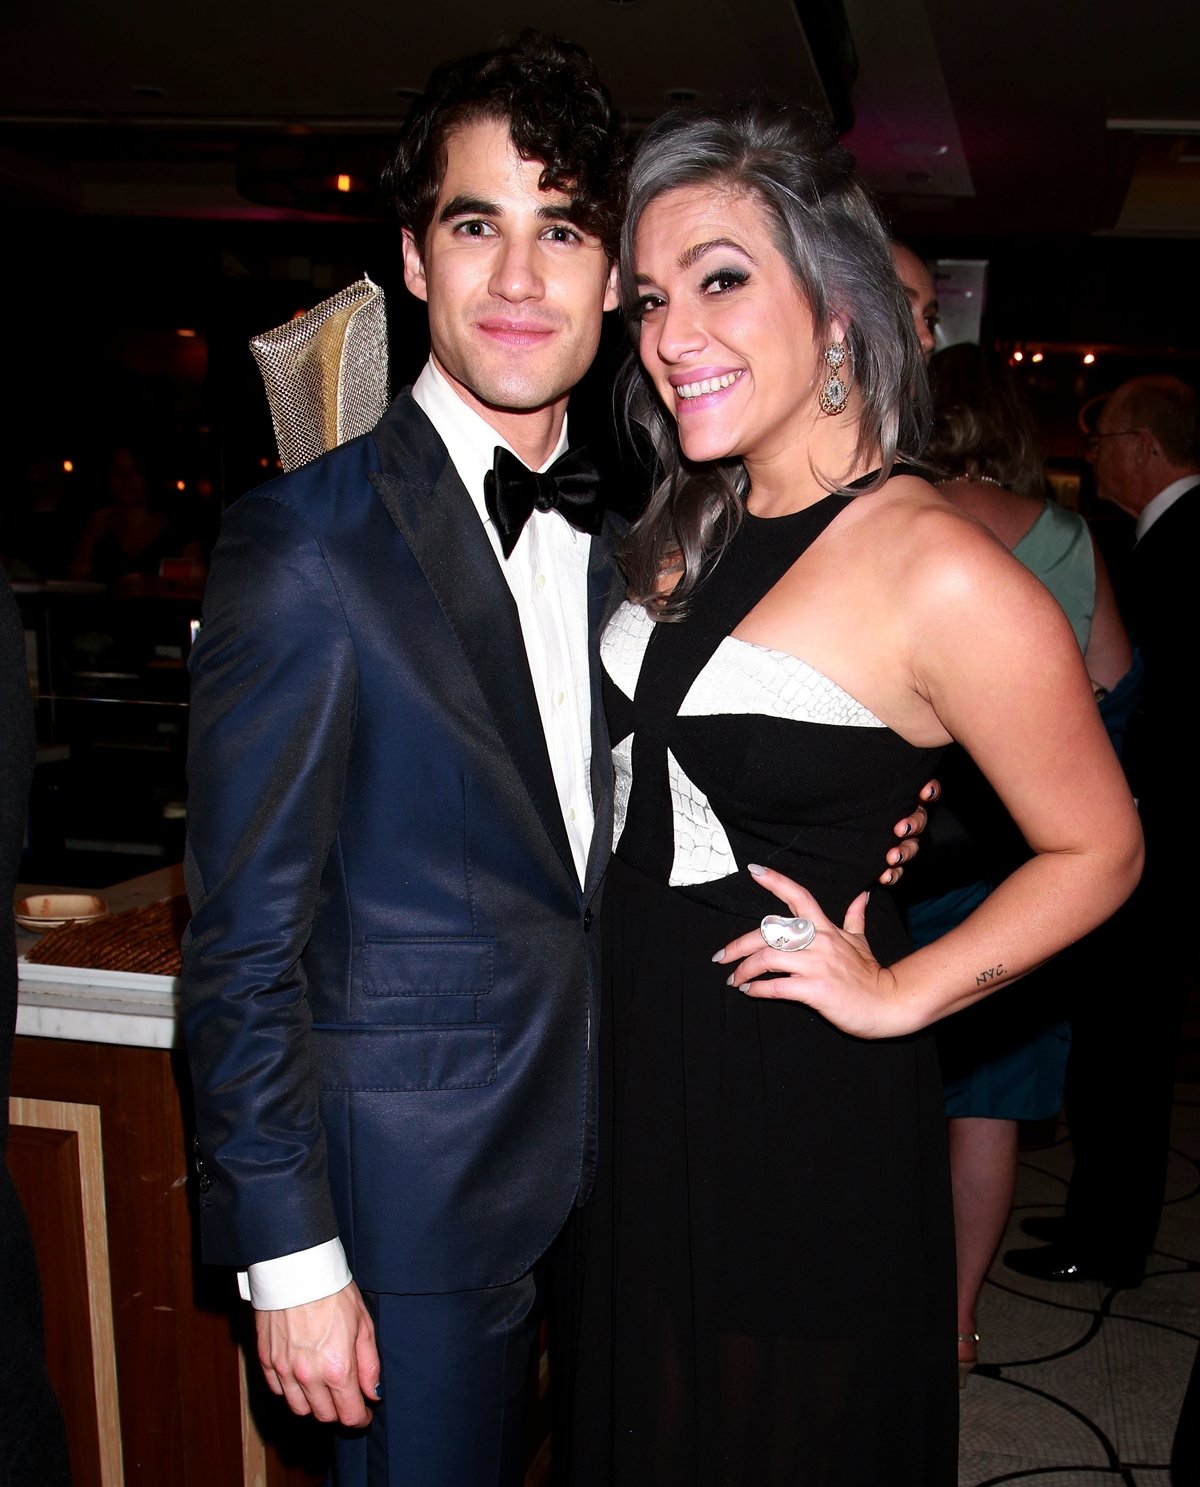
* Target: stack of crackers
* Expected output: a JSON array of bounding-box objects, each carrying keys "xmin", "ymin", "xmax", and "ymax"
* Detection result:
[{"xmin": 24, "ymin": 895, "xmax": 191, "ymax": 977}]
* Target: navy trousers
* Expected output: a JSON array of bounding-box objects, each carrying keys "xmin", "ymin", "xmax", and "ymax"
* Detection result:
[{"xmin": 329, "ymin": 1274, "xmax": 540, "ymax": 1487}]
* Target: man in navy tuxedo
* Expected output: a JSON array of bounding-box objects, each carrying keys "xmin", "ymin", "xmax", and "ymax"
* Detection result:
[{"xmin": 181, "ymin": 33, "xmax": 930, "ymax": 1485}]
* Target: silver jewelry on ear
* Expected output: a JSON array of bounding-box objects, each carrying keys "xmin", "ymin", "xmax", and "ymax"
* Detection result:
[{"xmin": 818, "ymin": 341, "xmax": 851, "ymax": 416}]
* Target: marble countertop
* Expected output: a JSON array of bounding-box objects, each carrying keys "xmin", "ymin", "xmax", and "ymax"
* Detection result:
[{"xmin": 15, "ymin": 864, "xmax": 184, "ymax": 1051}]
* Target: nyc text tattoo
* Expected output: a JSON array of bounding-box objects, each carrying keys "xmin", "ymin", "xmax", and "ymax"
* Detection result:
[{"xmin": 975, "ymin": 965, "xmax": 1007, "ymax": 987}]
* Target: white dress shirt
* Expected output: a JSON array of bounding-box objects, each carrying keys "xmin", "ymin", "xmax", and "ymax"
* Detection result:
[
  {"xmin": 241, "ymin": 361, "xmax": 596, "ymax": 1308},
  {"xmin": 1136, "ymin": 474, "xmax": 1200, "ymax": 543}
]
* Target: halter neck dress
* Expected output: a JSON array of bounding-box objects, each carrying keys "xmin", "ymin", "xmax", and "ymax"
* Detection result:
[{"xmin": 568, "ymin": 469, "xmax": 958, "ymax": 1486}]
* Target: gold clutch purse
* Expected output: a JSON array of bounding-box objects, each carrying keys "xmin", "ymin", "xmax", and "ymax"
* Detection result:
[{"xmin": 249, "ymin": 275, "xmax": 389, "ymax": 471}]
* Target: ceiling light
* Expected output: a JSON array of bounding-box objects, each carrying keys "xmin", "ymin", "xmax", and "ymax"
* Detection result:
[
  {"xmin": 1083, "ymin": 352, "xmax": 1096, "ymax": 365},
  {"xmin": 1012, "ymin": 350, "xmax": 1024, "ymax": 362},
  {"xmin": 62, "ymin": 460, "xmax": 74, "ymax": 474},
  {"xmin": 1031, "ymin": 352, "xmax": 1044, "ymax": 363},
  {"xmin": 336, "ymin": 174, "xmax": 352, "ymax": 193}
]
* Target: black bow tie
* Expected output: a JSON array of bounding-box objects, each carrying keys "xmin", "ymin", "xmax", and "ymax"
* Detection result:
[{"xmin": 484, "ymin": 445, "xmax": 603, "ymax": 558}]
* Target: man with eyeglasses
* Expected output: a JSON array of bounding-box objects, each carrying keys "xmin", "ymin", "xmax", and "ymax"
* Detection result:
[{"xmin": 1007, "ymin": 374, "xmax": 1199, "ymax": 1289}]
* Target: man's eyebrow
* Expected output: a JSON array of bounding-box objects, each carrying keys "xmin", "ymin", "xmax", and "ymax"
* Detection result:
[
  {"xmin": 438, "ymin": 194, "xmax": 499, "ymax": 223},
  {"xmin": 902, "ymin": 284, "xmax": 939, "ymax": 312},
  {"xmin": 536, "ymin": 200, "xmax": 587, "ymax": 225}
]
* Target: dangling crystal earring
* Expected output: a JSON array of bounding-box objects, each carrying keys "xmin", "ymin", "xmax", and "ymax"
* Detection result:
[{"xmin": 819, "ymin": 341, "xmax": 851, "ymax": 415}]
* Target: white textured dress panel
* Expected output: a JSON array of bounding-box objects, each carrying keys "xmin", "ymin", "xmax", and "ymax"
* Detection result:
[
  {"xmin": 665, "ymin": 747, "xmax": 739, "ymax": 886},
  {"xmin": 600, "ymin": 600, "xmax": 655, "ymax": 701},
  {"xmin": 603, "ymin": 607, "xmax": 886, "ymax": 882},
  {"xmin": 611, "ymin": 732, "xmax": 634, "ymax": 850},
  {"xmin": 680, "ymin": 636, "xmax": 886, "ymax": 726}
]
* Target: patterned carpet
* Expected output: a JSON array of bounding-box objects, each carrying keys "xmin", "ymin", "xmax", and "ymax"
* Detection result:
[{"xmin": 958, "ymin": 1085, "xmax": 1200, "ymax": 1485}]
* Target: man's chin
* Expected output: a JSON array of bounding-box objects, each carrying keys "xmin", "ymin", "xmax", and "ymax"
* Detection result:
[{"xmin": 454, "ymin": 370, "xmax": 577, "ymax": 420}]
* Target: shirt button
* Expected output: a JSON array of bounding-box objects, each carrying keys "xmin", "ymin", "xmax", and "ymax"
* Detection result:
[
  {"xmin": 568, "ymin": 807, "xmax": 577, "ymax": 821},
  {"xmin": 554, "ymin": 690, "xmax": 566, "ymax": 706},
  {"xmin": 535, "ymin": 573, "xmax": 546, "ymax": 590}
]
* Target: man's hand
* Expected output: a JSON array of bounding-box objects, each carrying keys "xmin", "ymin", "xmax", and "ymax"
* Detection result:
[
  {"xmin": 879, "ymin": 777, "xmax": 940, "ymax": 886},
  {"xmin": 256, "ymin": 1281, "xmax": 380, "ymax": 1426}
]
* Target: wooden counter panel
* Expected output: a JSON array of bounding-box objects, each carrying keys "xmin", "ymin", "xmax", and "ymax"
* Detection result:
[
  {"xmin": 10, "ymin": 1037, "xmax": 245, "ymax": 1487},
  {"xmin": 8, "ymin": 1120, "xmax": 105, "ymax": 1487}
]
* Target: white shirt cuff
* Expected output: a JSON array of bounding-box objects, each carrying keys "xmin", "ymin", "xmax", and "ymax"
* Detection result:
[{"xmin": 237, "ymin": 1238, "xmax": 353, "ymax": 1309}]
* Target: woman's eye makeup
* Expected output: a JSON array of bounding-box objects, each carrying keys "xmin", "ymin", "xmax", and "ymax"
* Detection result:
[
  {"xmin": 632, "ymin": 263, "xmax": 748, "ymax": 318},
  {"xmin": 700, "ymin": 267, "xmax": 749, "ymax": 294}
]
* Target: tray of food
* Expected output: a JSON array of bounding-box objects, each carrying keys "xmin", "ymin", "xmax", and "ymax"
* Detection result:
[{"xmin": 19, "ymin": 894, "xmax": 190, "ymax": 990}]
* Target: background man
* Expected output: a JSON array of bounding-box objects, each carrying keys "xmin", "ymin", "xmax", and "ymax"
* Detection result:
[
  {"xmin": 1007, "ymin": 374, "xmax": 1200, "ymax": 1286},
  {"xmin": 890, "ymin": 239, "xmax": 940, "ymax": 362},
  {"xmin": 0, "ymin": 568, "xmax": 71, "ymax": 1485}
]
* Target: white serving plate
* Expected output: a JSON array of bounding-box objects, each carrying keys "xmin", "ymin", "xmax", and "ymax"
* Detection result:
[
  {"xmin": 17, "ymin": 959, "xmax": 178, "ymax": 995},
  {"xmin": 14, "ymin": 893, "xmax": 109, "ymax": 933}
]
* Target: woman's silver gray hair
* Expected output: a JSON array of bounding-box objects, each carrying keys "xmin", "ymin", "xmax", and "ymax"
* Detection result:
[{"xmin": 618, "ymin": 97, "xmax": 928, "ymax": 617}]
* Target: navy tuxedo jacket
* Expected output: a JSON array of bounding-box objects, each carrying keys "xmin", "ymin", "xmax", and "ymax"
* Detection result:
[{"xmin": 181, "ymin": 391, "xmax": 624, "ymax": 1294}]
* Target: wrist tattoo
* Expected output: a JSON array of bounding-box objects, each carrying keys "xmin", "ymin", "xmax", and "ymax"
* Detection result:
[{"xmin": 975, "ymin": 965, "xmax": 1007, "ymax": 987}]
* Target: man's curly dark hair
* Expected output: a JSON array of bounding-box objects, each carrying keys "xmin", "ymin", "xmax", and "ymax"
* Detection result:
[{"xmin": 381, "ymin": 29, "xmax": 628, "ymax": 261}]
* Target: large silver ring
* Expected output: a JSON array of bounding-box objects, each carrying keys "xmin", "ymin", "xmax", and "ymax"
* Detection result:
[{"xmin": 760, "ymin": 914, "xmax": 816, "ymax": 952}]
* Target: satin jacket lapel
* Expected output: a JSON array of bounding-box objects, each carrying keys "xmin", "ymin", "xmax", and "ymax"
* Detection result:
[
  {"xmin": 583, "ymin": 514, "xmax": 626, "ymax": 899},
  {"xmin": 370, "ymin": 395, "xmax": 577, "ymax": 884}
]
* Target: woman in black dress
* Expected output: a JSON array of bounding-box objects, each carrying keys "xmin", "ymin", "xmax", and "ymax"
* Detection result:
[{"xmin": 567, "ymin": 101, "xmax": 1143, "ymax": 1486}]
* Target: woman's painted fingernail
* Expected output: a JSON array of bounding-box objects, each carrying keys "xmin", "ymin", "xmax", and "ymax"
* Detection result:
[
  {"xmin": 712, "ymin": 948, "xmax": 725, "ymax": 963},
  {"xmin": 747, "ymin": 863, "xmax": 766, "ymax": 877},
  {"xmin": 901, "ymin": 822, "xmax": 912, "ymax": 836},
  {"xmin": 726, "ymin": 974, "xmax": 737, "ymax": 987}
]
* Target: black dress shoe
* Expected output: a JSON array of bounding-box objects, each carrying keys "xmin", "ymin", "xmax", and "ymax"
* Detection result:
[
  {"xmin": 1003, "ymin": 1242, "xmax": 1145, "ymax": 1289},
  {"xmin": 1019, "ymin": 1215, "xmax": 1066, "ymax": 1243}
]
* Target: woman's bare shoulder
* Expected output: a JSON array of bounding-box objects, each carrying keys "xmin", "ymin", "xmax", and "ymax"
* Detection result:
[
  {"xmin": 859, "ymin": 471, "xmax": 999, "ymax": 549},
  {"xmin": 864, "ymin": 472, "xmax": 1054, "ymax": 610}
]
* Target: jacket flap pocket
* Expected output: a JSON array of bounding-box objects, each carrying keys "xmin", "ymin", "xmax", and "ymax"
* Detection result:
[{"xmin": 313, "ymin": 1024, "xmax": 497, "ymax": 1091}]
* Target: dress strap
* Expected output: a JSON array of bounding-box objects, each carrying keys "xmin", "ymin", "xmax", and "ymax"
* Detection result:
[
  {"xmin": 634, "ymin": 493, "xmax": 851, "ymax": 720},
  {"xmin": 844, "ymin": 460, "xmax": 928, "ymax": 490}
]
